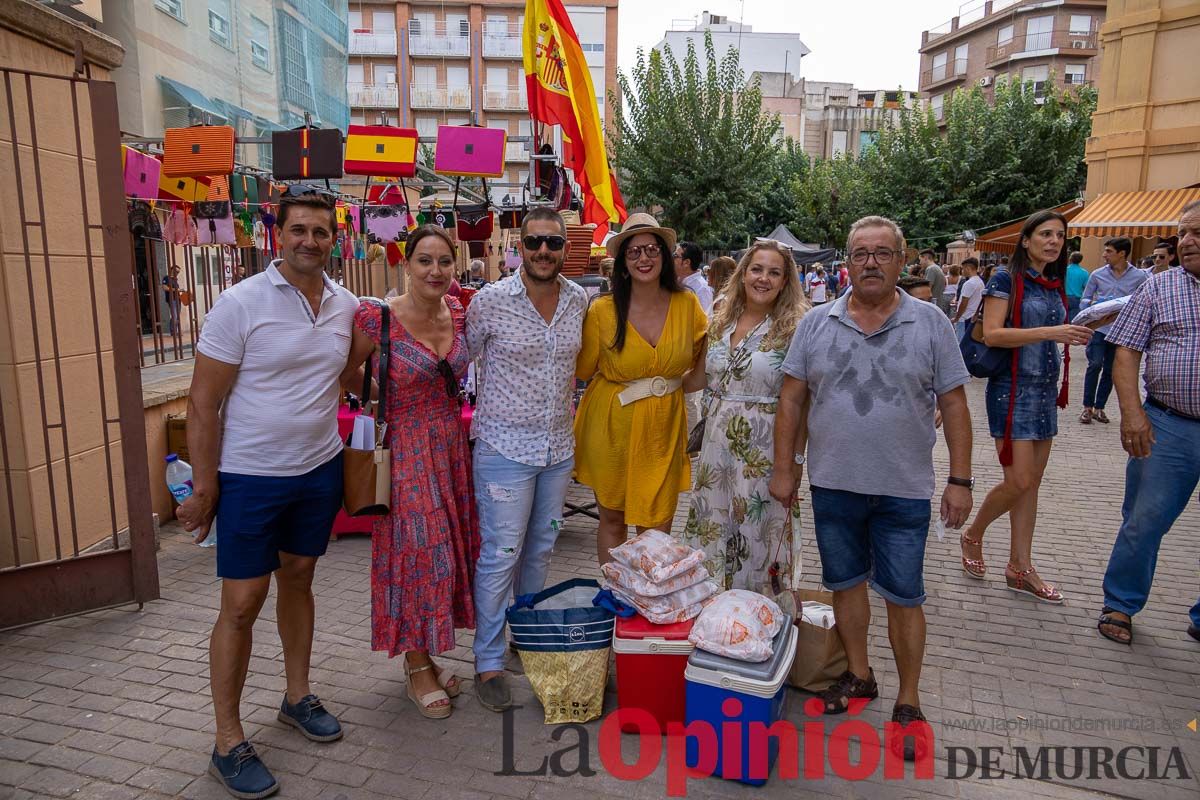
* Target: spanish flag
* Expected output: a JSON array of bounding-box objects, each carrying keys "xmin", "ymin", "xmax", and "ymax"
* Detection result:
[{"xmin": 523, "ymin": 0, "xmax": 626, "ymax": 241}]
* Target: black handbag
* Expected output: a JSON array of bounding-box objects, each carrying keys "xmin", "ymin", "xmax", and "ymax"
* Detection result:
[
  {"xmin": 128, "ymin": 200, "xmax": 162, "ymax": 239},
  {"xmin": 959, "ymin": 285, "xmax": 1016, "ymax": 379},
  {"xmin": 498, "ymin": 207, "xmax": 525, "ymax": 230},
  {"xmin": 193, "ymin": 200, "xmax": 231, "ymax": 219}
]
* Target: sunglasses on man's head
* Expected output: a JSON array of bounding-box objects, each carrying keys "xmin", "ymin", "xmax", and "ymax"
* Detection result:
[
  {"xmin": 436, "ymin": 358, "xmax": 460, "ymax": 401},
  {"xmin": 522, "ymin": 234, "xmax": 567, "ymax": 251},
  {"xmin": 284, "ymin": 184, "xmax": 336, "ymax": 198}
]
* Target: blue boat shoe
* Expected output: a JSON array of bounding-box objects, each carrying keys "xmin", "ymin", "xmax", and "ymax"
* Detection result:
[
  {"xmin": 278, "ymin": 693, "xmax": 343, "ymax": 742},
  {"xmin": 209, "ymin": 741, "xmax": 279, "ymax": 800}
]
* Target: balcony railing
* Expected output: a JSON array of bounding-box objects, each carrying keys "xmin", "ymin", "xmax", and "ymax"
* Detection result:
[
  {"xmin": 483, "ymin": 22, "xmax": 523, "ymax": 58},
  {"xmin": 408, "ymin": 21, "xmax": 471, "ymax": 57},
  {"xmin": 483, "ymin": 85, "xmax": 527, "ymax": 111},
  {"xmin": 505, "ymin": 141, "xmax": 528, "ymax": 162},
  {"xmin": 987, "ymin": 29, "xmax": 1097, "ymax": 67},
  {"xmin": 349, "ymin": 31, "xmax": 398, "ymax": 56},
  {"xmin": 921, "ymin": 58, "xmax": 968, "ymax": 89},
  {"xmin": 348, "ymin": 82, "xmax": 399, "ymax": 108},
  {"xmin": 410, "ymin": 83, "xmax": 472, "ymax": 110}
]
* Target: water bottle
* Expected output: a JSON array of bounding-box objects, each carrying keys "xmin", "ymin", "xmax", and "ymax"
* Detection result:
[{"xmin": 165, "ymin": 454, "xmax": 217, "ymax": 547}]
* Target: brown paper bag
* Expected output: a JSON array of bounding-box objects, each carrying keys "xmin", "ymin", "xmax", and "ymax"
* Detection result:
[
  {"xmin": 342, "ymin": 443, "xmax": 389, "ymax": 517},
  {"xmin": 787, "ymin": 588, "xmax": 848, "ymax": 692}
]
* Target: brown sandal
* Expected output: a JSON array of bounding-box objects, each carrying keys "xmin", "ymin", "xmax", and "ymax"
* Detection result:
[
  {"xmin": 818, "ymin": 668, "xmax": 878, "ymax": 715},
  {"xmin": 1094, "ymin": 409, "xmax": 1110, "ymax": 424},
  {"xmin": 1005, "ymin": 564, "xmax": 1064, "ymax": 604},
  {"xmin": 1079, "ymin": 408, "xmax": 1093, "ymax": 424},
  {"xmin": 960, "ymin": 533, "xmax": 986, "ymax": 579}
]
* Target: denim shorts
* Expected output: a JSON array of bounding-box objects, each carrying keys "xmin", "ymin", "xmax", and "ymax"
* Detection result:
[
  {"xmin": 809, "ymin": 486, "xmax": 932, "ymax": 607},
  {"xmin": 215, "ymin": 451, "xmax": 343, "ymax": 579},
  {"xmin": 985, "ymin": 377, "xmax": 1059, "ymax": 440}
]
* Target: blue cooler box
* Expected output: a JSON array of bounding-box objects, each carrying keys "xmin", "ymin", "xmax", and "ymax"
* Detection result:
[{"xmin": 683, "ymin": 622, "xmax": 797, "ymax": 786}]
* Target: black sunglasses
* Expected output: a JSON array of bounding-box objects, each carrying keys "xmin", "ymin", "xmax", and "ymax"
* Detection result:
[
  {"xmin": 284, "ymin": 184, "xmax": 336, "ymax": 198},
  {"xmin": 436, "ymin": 358, "xmax": 460, "ymax": 401},
  {"xmin": 522, "ymin": 234, "xmax": 567, "ymax": 251}
]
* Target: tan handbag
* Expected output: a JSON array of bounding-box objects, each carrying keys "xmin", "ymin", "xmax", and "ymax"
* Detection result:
[
  {"xmin": 343, "ymin": 300, "xmax": 391, "ymax": 516},
  {"xmin": 788, "ymin": 588, "xmax": 848, "ymax": 692}
]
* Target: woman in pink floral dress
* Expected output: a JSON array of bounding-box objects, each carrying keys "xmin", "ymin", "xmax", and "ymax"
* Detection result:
[{"xmin": 342, "ymin": 225, "xmax": 478, "ymax": 719}]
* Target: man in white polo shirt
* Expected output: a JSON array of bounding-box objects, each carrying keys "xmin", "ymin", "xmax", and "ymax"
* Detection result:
[{"xmin": 177, "ymin": 190, "xmax": 358, "ymax": 800}]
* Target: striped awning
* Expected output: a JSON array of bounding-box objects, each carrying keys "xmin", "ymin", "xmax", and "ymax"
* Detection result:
[
  {"xmin": 976, "ymin": 200, "xmax": 1084, "ymax": 255},
  {"xmin": 1068, "ymin": 187, "xmax": 1200, "ymax": 239}
]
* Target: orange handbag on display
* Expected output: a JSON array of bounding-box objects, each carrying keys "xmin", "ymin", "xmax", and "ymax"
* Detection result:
[{"xmin": 163, "ymin": 125, "xmax": 236, "ymax": 177}]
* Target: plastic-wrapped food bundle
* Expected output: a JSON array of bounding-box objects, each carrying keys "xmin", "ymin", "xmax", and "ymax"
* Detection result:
[
  {"xmin": 609, "ymin": 580, "xmax": 720, "ymax": 625},
  {"xmin": 1072, "ymin": 296, "xmax": 1130, "ymax": 328},
  {"xmin": 687, "ymin": 590, "xmax": 785, "ymax": 662},
  {"xmin": 609, "ymin": 529, "xmax": 705, "ymax": 583},
  {"xmin": 600, "ymin": 560, "xmax": 710, "ymax": 597}
]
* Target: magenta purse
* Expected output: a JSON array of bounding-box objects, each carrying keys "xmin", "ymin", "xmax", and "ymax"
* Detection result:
[
  {"xmin": 434, "ymin": 125, "xmax": 507, "ymax": 178},
  {"xmin": 123, "ymin": 146, "xmax": 162, "ymax": 200}
]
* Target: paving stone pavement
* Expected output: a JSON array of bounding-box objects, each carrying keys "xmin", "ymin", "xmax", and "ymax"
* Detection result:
[{"xmin": 1, "ymin": 373, "xmax": 1198, "ymax": 800}]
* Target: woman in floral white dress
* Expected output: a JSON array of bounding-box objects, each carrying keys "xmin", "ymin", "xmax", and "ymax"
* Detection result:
[{"xmin": 682, "ymin": 240, "xmax": 810, "ymax": 592}]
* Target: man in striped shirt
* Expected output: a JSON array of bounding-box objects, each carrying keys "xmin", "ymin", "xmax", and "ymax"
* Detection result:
[{"xmin": 1097, "ymin": 200, "xmax": 1200, "ymax": 647}]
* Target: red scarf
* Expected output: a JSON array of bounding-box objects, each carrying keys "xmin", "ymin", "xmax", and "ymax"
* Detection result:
[{"xmin": 1000, "ymin": 270, "xmax": 1070, "ymax": 466}]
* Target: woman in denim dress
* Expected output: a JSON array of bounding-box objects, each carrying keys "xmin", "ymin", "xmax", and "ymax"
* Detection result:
[{"xmin": 959, "ymin": 210, "xmax": 1093, "ymax": 603}]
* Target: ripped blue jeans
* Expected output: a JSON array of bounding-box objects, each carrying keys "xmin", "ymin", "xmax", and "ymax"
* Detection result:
[{"xmin": 472, "ymin": 439, "xmax": 574, "ymax": 673}]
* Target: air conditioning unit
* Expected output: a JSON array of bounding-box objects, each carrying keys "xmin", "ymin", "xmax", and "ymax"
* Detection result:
[
  {"xmin": 978, "ymin": 76, "xmax": 992, "ymax": 87},
  {"xmin": 1071, "ymin": 40, "xmax": 1087, "ymax": 48}
]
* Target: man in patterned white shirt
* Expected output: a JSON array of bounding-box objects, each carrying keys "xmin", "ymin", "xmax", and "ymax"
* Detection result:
[{"xmin": 466, "ymin": 208, "xmax": 588, "ymax": 712}]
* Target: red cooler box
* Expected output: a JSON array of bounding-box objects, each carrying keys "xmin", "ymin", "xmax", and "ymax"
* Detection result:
[{"xmin": 612, "ymin": 614, "xmax": 695, "ymax": 733}]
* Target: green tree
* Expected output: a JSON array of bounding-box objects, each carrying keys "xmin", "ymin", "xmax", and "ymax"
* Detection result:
[
  {"xmin": 790, "ymin": 77, "xmax": 1098, "ymax": 250},
  {"xmin": 789, "ymin": 154, "xmax": 874, "ymax": 248},
  {"xmin": 610, "ymin": 32, "xmax": 782, "ymax": 249},
  {"xmin": 731, "ymin": 137, "xmax": 809, "ymax": 247}
]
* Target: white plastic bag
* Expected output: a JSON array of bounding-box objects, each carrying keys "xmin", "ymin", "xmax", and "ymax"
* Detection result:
[
  {"xmin": 609, "ymin": 529, "xmax": 704, "ymax": 583},
  {"xmin": 688, "ymin": 590, "xmax": 785, "ymax": 662},
  {"xmin": 609, "ymin": 580, "xmax": 719, "ymax": 621},
  {"xmin": 600, "ymin": 560, "xmax": 710, "ymax": 597}
]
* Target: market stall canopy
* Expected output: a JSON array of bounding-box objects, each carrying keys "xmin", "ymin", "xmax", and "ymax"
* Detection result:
[
  {"xmin": 976, "ymin": 200, "xmax": 1084, "ymax": 254},
  {"xmin": 750, "ymin": 224, "xmax": 837, "ymax": 266},
  {"xmin": 1068, "ymin": 187, "xmax": 1200, "ymax": 240}
]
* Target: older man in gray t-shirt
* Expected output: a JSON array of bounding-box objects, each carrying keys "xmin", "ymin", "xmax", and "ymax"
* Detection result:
[{"xmin": 769, "ymin": 215, "xmax": 973, "ymax": 761}]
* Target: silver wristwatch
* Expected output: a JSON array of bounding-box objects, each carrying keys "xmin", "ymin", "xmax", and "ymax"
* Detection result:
[{"xmin": 793, "ymin": 453, "xmax": 807, "ymax": 466}]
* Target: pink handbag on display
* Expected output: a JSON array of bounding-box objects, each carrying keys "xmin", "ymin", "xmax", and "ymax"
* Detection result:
[
  {"xmin": 163, "ymin": 207, "xmax": 195, "ymax": 245},
  {"xmin": 123, "ymin": 146, "xmax": 162, "ymax": 200},
  {"xmin": 192, "ymin": 201, "xmax": 236, "ymax": 246},
  {"xmin": 434, "ymin": 125, "xmax": 507, "ymax": 178}
]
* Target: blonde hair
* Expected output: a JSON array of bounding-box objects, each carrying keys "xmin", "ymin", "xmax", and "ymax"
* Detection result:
[{"xmin": 709, "ymin": 240, "xmax": 809, "ymax": 349}]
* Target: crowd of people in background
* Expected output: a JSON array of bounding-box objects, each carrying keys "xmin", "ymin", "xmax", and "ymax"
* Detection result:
[{"xmin": 174, "ymin": 187, "xmax": 1200, "ymax": 797}]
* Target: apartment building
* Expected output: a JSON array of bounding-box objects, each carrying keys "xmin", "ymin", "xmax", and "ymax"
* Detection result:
[
  {"xmin": 347, "ymin": 0, "xmax": 618, "ymax": 199},
  {"xmin": 100, "ymin": 0, "xmax": 350, "ymax": 169},
  {"xmin": 654, "ymin": 11, "xmax": 809, "ymax": 81},
  {"xmin": 918, "ymin": 0, "xmax": 1106, "ymax": 122},
  {"xmin": 757, "ymin": 73, "xmax": 920, "ymax": 160}
]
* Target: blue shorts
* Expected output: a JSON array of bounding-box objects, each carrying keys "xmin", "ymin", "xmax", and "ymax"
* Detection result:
[
  {"xmin": 215, "ymin": 452, "xmax": 343, "ymax": 580},
  {"xmin": 809, "ymin": 486, "xmax": 931, "ymax": 607},
  {"xmin": 985, "ymin": 377, "xmax": 1059, "ymax": 440}
]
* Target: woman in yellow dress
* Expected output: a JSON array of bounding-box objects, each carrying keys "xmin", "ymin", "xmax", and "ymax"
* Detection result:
[{"xmin": 575, "ymin": 213, "xmax": 708, "ymax": 565}]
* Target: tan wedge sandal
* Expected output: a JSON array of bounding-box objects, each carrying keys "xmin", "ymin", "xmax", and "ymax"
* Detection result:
[
  {"xmin": 432, "ymin": 662, "xmax": 463, "ymax": 698},
  {"xmin": 404, "ymin": 661, "xmax": 452, "ymax": 719}
]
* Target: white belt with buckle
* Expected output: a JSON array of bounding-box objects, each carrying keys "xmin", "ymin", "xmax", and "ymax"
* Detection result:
[{"xmin": 617, "ymin": 375, "xmax": 683, "ymax": 406}]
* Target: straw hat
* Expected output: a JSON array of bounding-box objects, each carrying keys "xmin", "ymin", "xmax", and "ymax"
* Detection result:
[{"xmin": 606, "ymin": 212, "xmax": 677, "ymax": 257}]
